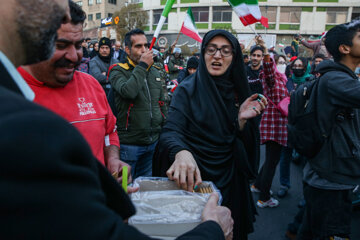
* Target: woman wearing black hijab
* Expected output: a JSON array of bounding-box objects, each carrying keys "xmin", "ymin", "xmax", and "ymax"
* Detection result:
[{"xmin": 153, "ymin": 30, "xmax": 267, "ymax": 240}]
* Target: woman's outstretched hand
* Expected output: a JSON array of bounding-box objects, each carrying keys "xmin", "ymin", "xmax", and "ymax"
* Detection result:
[
  {"xmin": 166, "ymin": 150, "xmax": 202, "ymax": 192},
  {"xmin": 238, "ymin": 93, "xmax": 268, "ymax": 130}
]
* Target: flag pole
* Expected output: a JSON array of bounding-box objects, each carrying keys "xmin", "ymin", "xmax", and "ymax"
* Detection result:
[
  {"xmin": 149, "ymin": 0, "xmax": 176, "ymax": 50},
  {"xmin": 170, "ymin": 28, "xmax": 182, "ymax": 54},
  {"xmin": 175, "ymin": 28, "xmax": 181, "ymax": 45},
  {"xmin": 240, "ymin": 16, "xmax": 259, "ymax": 36}
]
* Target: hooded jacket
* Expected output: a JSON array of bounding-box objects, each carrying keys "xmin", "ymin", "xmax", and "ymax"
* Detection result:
[{"xmin": 310, "ymin": 60, "xmax": 360, "ymax": 185}]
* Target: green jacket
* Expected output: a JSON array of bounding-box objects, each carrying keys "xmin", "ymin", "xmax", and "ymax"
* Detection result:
[
  {"xmin": 109, "ymin": 58, "xmax": 167, "ymax": 145},
  {"xmin": 153, "ymin": 61, "xmax": 170, "ymax": 109},
  {"xmin": 168, "ymin": 55, "xmax": 185, "ymax": 80}
]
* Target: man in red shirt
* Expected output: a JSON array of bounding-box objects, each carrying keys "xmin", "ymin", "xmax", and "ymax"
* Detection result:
[{"xmin": 17, "ymin": 2, "xmax": 130, "ymax": 182}]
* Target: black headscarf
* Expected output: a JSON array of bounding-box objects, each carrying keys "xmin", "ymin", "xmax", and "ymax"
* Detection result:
[{"xmin": 154, "ymin": 29, "xmax": 259, "ymax": 186}]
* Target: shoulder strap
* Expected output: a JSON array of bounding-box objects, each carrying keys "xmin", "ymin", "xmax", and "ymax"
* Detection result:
[{"xmin": 106, "ymin": 63, "xmax": 128, "ymax": 81}]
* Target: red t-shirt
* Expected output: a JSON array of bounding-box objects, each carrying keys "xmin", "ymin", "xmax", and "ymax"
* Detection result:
[{"xmin": 18, "ymin": 68, "xmax": 119, "ymax": 165}]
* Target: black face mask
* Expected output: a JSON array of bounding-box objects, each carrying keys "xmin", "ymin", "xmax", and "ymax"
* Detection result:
[{"xmin": 293, "ymin": 68, "xmax": 305, "ymax": 77}]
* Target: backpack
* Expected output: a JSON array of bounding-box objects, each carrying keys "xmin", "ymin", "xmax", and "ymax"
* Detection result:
[{"xmin": 287, "ymin": 75, "xmax": 328, "ymax": 158}]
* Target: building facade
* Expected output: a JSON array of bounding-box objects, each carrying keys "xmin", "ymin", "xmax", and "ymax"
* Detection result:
[
  {"xmin": 141, "ymin": 0, "xmax": 359, "ymax": 35},
  {"xmin": 76, "ymin": 0, "xmax": 125, "ymax": 39},
  {"xmin": 135, "ymin": 0, "xmax": 359, "ymax": 54},
  {"xmin": 77, "ymin": 0, "xmax": 360, "ymax": 52}
]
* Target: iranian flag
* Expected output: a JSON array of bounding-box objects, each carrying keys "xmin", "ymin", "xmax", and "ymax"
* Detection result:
[
  {"xmin": 227, "ymin": 0, "xmax": 269, "ymax": 28},
  {"xmin": 180, "ymin": 8, "xmax": 202, "ymax": 43},
  {"xmin": 149, "ymin": 0, "xmax": 176, "ymax": 49}
]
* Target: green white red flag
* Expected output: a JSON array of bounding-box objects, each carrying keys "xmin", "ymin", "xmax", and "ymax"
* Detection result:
[
  {"xmin": 227, "ymin": 0, "xmax": 268, "ymax": 28},
  {"xmin": 180, "ymin": 8, "xmax": 202, "ymax": 43},
  {"xmin": 149, "ymin": 0, "xmax": 176, "ymax": 49}
]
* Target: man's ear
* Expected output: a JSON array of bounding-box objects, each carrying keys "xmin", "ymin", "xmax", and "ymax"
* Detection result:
[
  {"xmin": 125, "ymin": 46, "xmax": 131, "ymax": 55},
  {"xmin": 339, "ymin": 44, "xmax": 350, "ymax": 55}
]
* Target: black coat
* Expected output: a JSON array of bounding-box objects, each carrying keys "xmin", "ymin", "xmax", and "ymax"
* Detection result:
[
  {"xmin": 0, "ymin": 58, "xmax": 224, "ymax": 240},
  {"xmin": 154, "ymin": 30, "xmax": 259, "ymax": 240}
]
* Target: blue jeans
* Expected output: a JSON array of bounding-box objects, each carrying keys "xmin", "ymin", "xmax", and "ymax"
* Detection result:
[
  {"xmin": 279, "ymin": 146, "xmax": 293, "ymax": 188},
  {"xmin": 120, "ymin": 141, "xmax": 157, "ymax": 179}
]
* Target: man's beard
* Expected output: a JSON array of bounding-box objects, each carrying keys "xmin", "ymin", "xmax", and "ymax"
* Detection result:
[
  {"xmin": 251, "ymin": 60, "xmax": 260, "ymax": 68},
  {"xmin": 16, "ymin": 0, "xmax": 66, "ymax": 65}
]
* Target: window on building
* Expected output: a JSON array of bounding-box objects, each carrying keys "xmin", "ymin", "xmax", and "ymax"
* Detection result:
[
  {"xmin": 213, "ymin": 6, "xmax": 232, "ymax": 22},
  {"xmin": 260, "ymin": 6, "xmax": 277, "ymax": 23},
  {"xmin": 280, "ymin": 7, "xmax": 301, "ymax": 23},
  {"xmin": 153, "ymin": 9, "xmax": 168, "ymax": 25},
  {"xmin": 192, "ymin": 7, "xmax": 209, "ymax": 22},
  {"xmin": 108, "ymin": 0, "xmax": 116, "ymax": 4},
  {"xmin": 76, "ymin": 1, "xmax": 83, "ymax": 6},
  {"xmin": 88, "ymin": 14, "xmax": 93, "ymax": 21},
  {"xmin": 96, "ymin": 13, "xmax": 101, "ymax": 19},
  {"xmin": 108, "ymin": 13, "xmax": 113, "ymax": 18},
  {"xmin": 352, "ymin": 7, "xmax": 360, "ymax": 20},
  {"xmin": 327, "ymin": 7, "xmax": 347, "ymax": 24},
  {"xmin": 88, "ymin": 0, "xmax": 93, "ymax": 5},
  {"xmin": 96, "ymin": 0, "xmax": 101, "ymax": 3}
]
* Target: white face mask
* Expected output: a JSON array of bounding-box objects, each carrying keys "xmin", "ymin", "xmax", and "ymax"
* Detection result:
[
  {"xmin": 89, "ymin": 48, "xmax": 94, "ymax": 52},
  {"xmin": 277, "ymin": 64, "xmax": 286, "ymax": 74}
]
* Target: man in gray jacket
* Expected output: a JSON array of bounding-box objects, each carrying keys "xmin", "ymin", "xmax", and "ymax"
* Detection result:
[
  {"xmin": 89, "ymin": 37, "xmax": 118, "ymax": 95},
  {"xmin": 298, "ymin": 18, "xmax": 360, "ymax": 240}
]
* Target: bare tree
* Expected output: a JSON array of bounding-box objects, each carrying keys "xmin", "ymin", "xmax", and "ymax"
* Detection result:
[{"xmin": 112, "ymin": 4, "xmax": 148, "ymax": 43}]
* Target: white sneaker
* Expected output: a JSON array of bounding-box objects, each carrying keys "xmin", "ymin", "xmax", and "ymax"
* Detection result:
[
  {"xmin": 250, "ymin": 185, "xmax": 260, "ymax": 193},
  {"xmin": 257, "ymin": 197, "xmax": 279, "ymax": 208},
  {"xmin": 250, "ymin": 185, "xmax": 273, "ymax": 195}
]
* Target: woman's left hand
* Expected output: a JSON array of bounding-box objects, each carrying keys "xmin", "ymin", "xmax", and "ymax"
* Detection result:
[{"xmin": 238, "ymin": 93, "xmax": 267, "ymax": 130}]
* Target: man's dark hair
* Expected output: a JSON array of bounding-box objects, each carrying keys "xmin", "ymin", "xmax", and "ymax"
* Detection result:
[
  {"xmin": 313, "ymin": 53, "xmax": 325, "ymax": 60},
  {"xmin": 69, "ymin": 0, "xmax": 86, "ymax": 25},
  {"xmin": 124, "ymin": 29, "xmax": 145, "ymax": 48},
  {"xmin": 325, "ymin": 18, "xmax": 360, "ymax": 62},
  {"xmin": 250, "ymin": 45, "xmax": 264, "ymax": 55}
]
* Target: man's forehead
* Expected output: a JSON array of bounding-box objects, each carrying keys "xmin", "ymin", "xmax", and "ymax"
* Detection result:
[
  {"xmin": 57, "ymin": 23, "xmax": 83, "ymax": 40},
  {"xmin": 131, "ymin": 34, "xmax": 147, "ymax": 44},
  {"xmin": 252, "ymin": 50, "xmax": 263, "ymax": 55}
]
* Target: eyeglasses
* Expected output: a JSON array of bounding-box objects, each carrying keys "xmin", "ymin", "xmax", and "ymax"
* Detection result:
[
  {"xmin": 278, "ymin": 61, "xmax": 286, "ymax": 65},
  {"xmin": 205, "ymin": 45, "xmax": 233, "ymax": 57}
]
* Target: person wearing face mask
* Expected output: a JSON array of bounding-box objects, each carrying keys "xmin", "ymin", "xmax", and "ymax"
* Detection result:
[
  {"xmin": 290, "ymin": 57, "xmax": 313, "ymax": 88},
  {"xmin": 273, "ymin": 54, "xmax": 294, "ymax": 198},
  {"xmin": 250, "ymin": 36, "xmax": 290, "ymax": 208},
  {"xmin": 275, "ymin": 55, "xmax": 287, "ymax": 74},
  {"xmin": 89, "ymin": 43, "xmax": 94, "ymax": 52}
]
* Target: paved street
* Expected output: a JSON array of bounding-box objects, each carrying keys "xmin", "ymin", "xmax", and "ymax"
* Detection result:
[{"xmin": 248, "ymin": 146, "xmax": 360, "ymax": 240}]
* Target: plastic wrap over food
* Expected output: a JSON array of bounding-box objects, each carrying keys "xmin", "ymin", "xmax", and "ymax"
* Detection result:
[{"xmin": 129, "ymin": 177, "xmax": 222, "ymax": 225}]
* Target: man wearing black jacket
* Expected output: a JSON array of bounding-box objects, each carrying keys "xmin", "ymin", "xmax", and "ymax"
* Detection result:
[
  {"xmin": 0, "ymin": 0, "xmax": 232, "ymax": 239},
  {"xmin": 298, "ymin": 18, "xmax": 360, "ymax": 240}
]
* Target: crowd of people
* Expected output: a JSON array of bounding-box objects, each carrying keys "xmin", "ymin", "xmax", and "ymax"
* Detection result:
[{"xmin": 1, "ymin": 0, "xmax": 360, "ymax": 239}]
